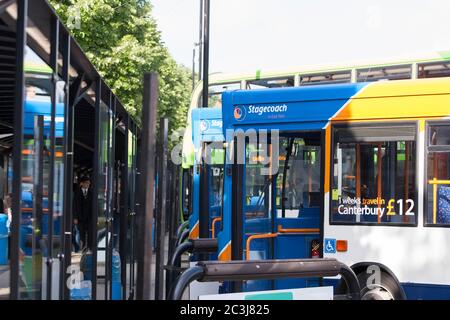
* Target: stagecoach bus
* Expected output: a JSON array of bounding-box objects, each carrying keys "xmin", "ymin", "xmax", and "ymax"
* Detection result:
[
  {"xmin": 217, "ymin": 76, "xmax": 450, "ymax": 300},
  {"xmin": 189, "ymin": 108, "xmax": 224, "ymax": 248},
  {"xmin": 180, "ymin": 51, "xmax": 450, "ymax": 225}
]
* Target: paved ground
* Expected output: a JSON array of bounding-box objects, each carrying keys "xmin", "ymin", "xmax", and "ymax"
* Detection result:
[{"xmin": 0, "ymin": 265, "xmax": 9, "ymax": 300}]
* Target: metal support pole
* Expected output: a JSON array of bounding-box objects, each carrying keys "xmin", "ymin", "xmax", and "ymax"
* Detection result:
[
  {"xmin": 91, "ymin": 79, "xmax": 102, "ymax": 300},
  {"xmin": 110, "ymin": 96, "xmax": 116, "ymax": 300},
  {"xmin": 198, "ymin": 0, "xmax": 203, "ymax": 81},
  {"xmin": 191, "ymin": 48, "xmax": 196, "ymax": 91},
  {"xmin": 167, "ymin": 165, "xmax": 180, "ymax": 263},
  {"xmin": 165, "ymin": 162, "xmax": 176, "ymax": 298},
  {"xmin": 165, "ymin": 160, "xmax": 172, "ymax": 234},
  {"xmin": 46, "ymin": 16, "xmax": 59, "ymax": 300},
  {"xmin": 105, "ymin": 93, "xmax": 115, "ymax": 300},
  {"xmin": 199, "ymin": 163, "xmax": 209, "ymax": 239},
  {"xmin": 32, "ymin": 116, "xmax": 44, "ymax": 300},
  {"xmin": 119, "ymin": 115, "xmax": 129, "ymax": 300},
  {"xmin": 10, "ymin": 0, "xmax": 28, "ymax": 300},
  {"xmin": 231, "ymin": 143, "xmax": 244, "ymax": 293},
  {"xmin": 201, "ymin": 0, "xmax": 210, "ymax": 107},
  {"xmin": 155, "ymin": 118, "xmax": 169, "ymax": 300},
  {"xmin": 61, "ymin": 33, "xmax": 72, "ymax": 301},
  {"xmin": 136, "ymin": 73, "xmax": 158, "ymax": 300},
  {"xmin": 129, "ymin": 122, "xmax": 137, "ymax": 299}
]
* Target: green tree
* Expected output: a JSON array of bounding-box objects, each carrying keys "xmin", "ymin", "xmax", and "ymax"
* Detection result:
[{"xmin": 49, "ymin": 0, "xmax": 192, "ymax": 133}]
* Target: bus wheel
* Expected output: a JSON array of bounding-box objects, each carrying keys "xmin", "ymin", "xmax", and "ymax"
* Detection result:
[{"xmin": 356, "ymin": 271, "xmax": 403, "ymax": 300}]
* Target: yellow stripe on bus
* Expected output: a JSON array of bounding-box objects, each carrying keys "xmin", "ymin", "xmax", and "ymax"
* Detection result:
[{"xmin": 335, "ymin": 78, "xmax": 450, "ymax": 121}]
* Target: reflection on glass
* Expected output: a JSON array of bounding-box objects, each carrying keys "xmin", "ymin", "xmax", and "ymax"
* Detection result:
[
  {"xmin": 0, "ymin": 158, "xmax": 11, "ymax": 300},
  {"xmin": 242, "ymin": 140, "xmax": 274, "ymax": 291},
  {"xmin": 19, "ymin": 46, "xmax": 66, "ymax": 299},
  {"xmin": 126, "ymin": 129, "xmax": 137, "ymax": 298},
  {"xmin": 203, "ymin": 83, "xmax": 240, "ymax": 108},
  {"xmin": 0, "ymin": 5, "xmax": 16, "ymax": 298},
  {"xmin": 204, "ymin": 143, "xmax": 224, "ymax": 208},
  {"xmin": 332, "ymin": 140, "xmax": 416, "ymax": 225},
  {"xmin": 244, "ymin": 142, "xmax": 272, "ymax": 221},
  {"xmin": 94, "ymin": 102, "xmax": 112, "ymax": 299},
  {"xmin": 426, "ymin": 124, "xmax": 450, "ymax": 225},
  {"xmin": 276, "ymin": 138, "xmax": 321, "ymax": 218}
]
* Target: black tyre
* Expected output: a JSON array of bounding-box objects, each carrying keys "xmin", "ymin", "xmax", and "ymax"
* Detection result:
[
  {"xmin": 360, "ymin": 271, "xmax": 403, "ymax": 300},
  {"xmin": 336, "ymin": 267, "xmax": 406, "ymax": 300}
]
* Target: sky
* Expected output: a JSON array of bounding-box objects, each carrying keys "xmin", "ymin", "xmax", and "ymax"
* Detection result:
[{"xmin": 150, "ymin": 0, "xmax": 450, "ymax": 75}]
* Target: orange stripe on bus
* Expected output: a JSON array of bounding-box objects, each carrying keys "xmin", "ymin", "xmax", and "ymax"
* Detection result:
[
  {"xmin": 189, "ymin": 222, "xmax": 199, "ymax": 240},
  {"xmin": 219, "ymin": 242, "xmax": 231, "ymax": 261}
]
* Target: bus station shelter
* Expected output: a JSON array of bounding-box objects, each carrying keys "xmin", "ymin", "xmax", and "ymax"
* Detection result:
[{"xmin": 0, "ymin": 0, "xmax": 142, "ymax": 300}]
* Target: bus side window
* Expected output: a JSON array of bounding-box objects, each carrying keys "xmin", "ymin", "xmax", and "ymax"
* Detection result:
[
  {"xmin": 330, "ymin": 123, "xmax": 417, "ymax": 225},
  {"xmin": 426, "ymin": 123, "xmax": 450, "ymax": 225}
]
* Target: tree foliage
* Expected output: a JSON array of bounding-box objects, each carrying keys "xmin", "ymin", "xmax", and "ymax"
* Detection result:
[{"xmin": 49, "ymin": 0, "xmax": 192, "ymax": 132}]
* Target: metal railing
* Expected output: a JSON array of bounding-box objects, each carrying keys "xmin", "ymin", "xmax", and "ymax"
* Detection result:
[
  {"xmin": 168, "ymin": 258, "xmax": 361, "ymax": 300},
  {"xmin": 245, "ymin": 226, "xmax": 320, "ymax": 260}
]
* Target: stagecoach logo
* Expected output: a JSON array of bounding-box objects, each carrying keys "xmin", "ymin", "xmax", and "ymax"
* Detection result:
[
  {"xmin": 200, "ymin": 120, "xmax": 210, "ymax": 132},
  {"xmin": 234, "ymin": 106, "xmax": 246, "ymax": 121},
  {"xmin": 234, "ymin": 104, "xmax": 289, "ymax": 121},
  {"xmin": 248, "ymin": 104, "xmax": 288, "ymax": 116}
]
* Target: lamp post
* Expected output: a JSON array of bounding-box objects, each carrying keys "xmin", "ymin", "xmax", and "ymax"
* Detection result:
[{"xmin": 201, "ymin": 0, "xmax": 210, "ymax": 108}]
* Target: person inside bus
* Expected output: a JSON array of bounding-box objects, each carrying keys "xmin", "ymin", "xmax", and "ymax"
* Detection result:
[
  {"xmin": 3, "ymin": 194, "xmax": 11, "ymax": 232},
  {"xmin": 2, "ymin": 194, "xmax": 11, "ymax": 261},
  {"xmin": 26, "ymin": 85, "xmax": 37, "ymax": 100},
  {"xmin": 73, "ymin": 176, "xmax": 93, "ymax": 251}
]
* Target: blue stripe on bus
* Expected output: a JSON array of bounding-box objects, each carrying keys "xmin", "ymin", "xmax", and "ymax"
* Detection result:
[{"xmin": 322, "ymin": 278, "xmax": 450, "ymax": 300}]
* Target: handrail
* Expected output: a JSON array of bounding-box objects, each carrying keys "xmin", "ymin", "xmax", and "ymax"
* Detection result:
[
  {"xmin": 246, "ymin": 227, "xmax": 321, "ymax": 260},
  {"xmin": 169, "ymin": 259, "xmax": 361, "ymax": 300},
  {"xmin": 22, "ymin": 207, "xmax": 49, "ymax": 213},
  {"xmin": 176, "ymin": 221, "xmax": 190, "ymax": 240},
  {"xmin": 176, "ymin": 229, "xmax": 190, "ymax": 247},
  {"xmin": 428, "ymin": 179, "xmax": 450, "ymax": 184},
  {"xmin": 246, "ymin": 233, "xmax": 277, "ymax": 260},
  {"xmin": 428, "ymin": 178, "xmax": 450, "ymax": 224},
  {"xmin": 277, "ymin": 225, "xmax": 320, "ymax": 234},
  {"xmin": 211, "ymin": 217, "xmax": 222, "ymax": 239},
  {"xmin": 168, "ymin": 266, "xmax": 205, "ymax": 300}
]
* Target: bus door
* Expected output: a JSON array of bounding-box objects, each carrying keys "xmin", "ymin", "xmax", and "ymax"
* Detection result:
[
  {"xmin": 241, "ymin": 132, "xmax": 322, "ymax": 292},
  {"xmin": 241, "ymin": 138, "xmax": 274, "ymax": 292},
  {"xmin": 206, "ymin": 144, "xmax": 224, "ymax": 241},
  {"xmin": 197, "ymin": 143, "xmax": 224, "ymax": 261},
  {"xmin": 273, "ymin": 134, "xmax": 321, "ymax": 289}
]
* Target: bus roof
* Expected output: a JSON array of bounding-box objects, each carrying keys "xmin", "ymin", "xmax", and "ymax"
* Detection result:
[
  {"xmin": 205, "ymin": 50, "xmax": 450, "ymax": 85},
  {"xmin": 222, "ymin": 77, "xmax": 450, "ymax": 132},
  {"xmin": 24, "ymin": 62, "xmax": 52, "ymax": 74}
]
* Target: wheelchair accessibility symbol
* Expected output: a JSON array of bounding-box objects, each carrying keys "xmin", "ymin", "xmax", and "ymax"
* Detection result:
[{"xmin": 324, "ymin": 238, "xmax": 336, "ymax": 254}]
